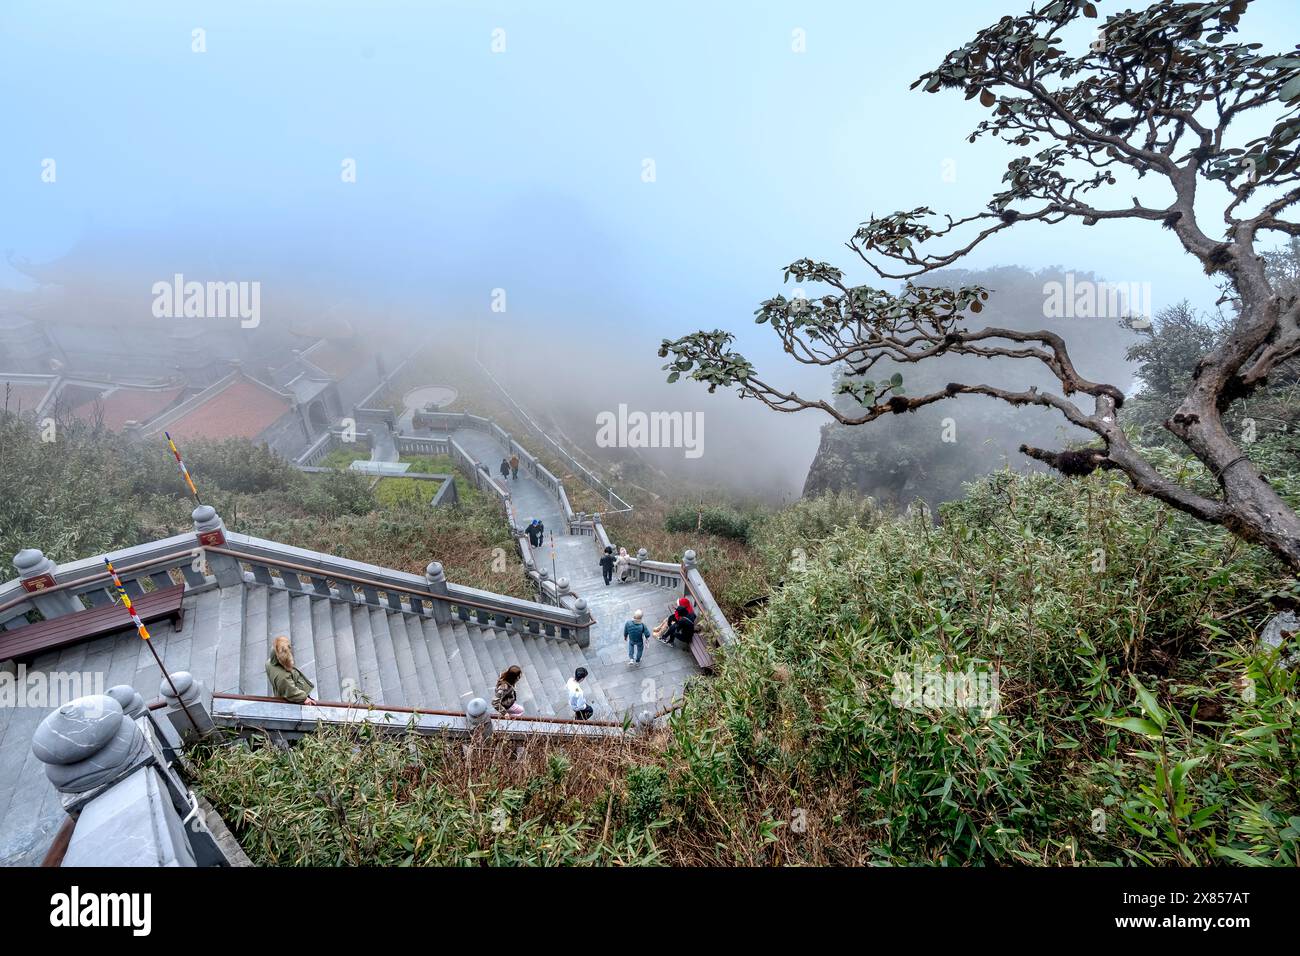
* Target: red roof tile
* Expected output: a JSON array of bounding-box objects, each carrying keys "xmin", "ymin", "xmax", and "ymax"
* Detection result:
[
  {"xmin": 72, "ymin": 386, "xmax": 185, "ymax": 431},
  {"xmin": 0, "ymin": 380, "xmax": 52, "ymax": 414},
  {"xmin": 163, "ymin": 379, "xmax": 292, "ymax": 441}
]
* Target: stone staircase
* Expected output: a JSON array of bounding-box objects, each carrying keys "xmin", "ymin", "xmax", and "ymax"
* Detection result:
[{"xmin": 204, "ymin": 584, "xmax": 612, "ymax": 719}]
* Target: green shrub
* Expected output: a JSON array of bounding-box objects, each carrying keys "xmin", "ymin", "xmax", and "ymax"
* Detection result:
[{"xmin": 664, "ymin": 504, "xmax": 753, "ymax": 542}]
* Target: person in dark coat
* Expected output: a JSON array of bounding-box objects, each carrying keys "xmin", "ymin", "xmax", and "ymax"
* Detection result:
[
  {"xmin": 660, "ymin": 604, "xmax": 697, "ymax": 648},
  {"xmin": 500, "ymin": 458, "xmax": 511, "ymax": 482},
  {"xmin": 599, "ymin": 546, "xmax": 616, "ymax": 585}
]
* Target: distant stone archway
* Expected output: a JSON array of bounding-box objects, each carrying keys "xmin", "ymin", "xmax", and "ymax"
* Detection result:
[{"xmin": 307, "ymin": 399, "xmax": 330, "ymax": 432}]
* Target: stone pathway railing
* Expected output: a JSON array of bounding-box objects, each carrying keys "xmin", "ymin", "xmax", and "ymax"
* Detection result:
[
  {"xmin": 0, "ymin": 505, "xmax": 593, "ymax": 645},
  {"xmin": 473, "ymin": 357, "xmax": 633, "ymax": 514}
]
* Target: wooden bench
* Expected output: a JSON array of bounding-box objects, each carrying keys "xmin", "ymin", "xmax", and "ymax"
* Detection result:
[
  {"xmin": 0, "ymin": 584, "xmax": 186, "ymax": 663},
  {"xmin": 689, "ymin": 633, "xmax": 715, "ymax": 672}
]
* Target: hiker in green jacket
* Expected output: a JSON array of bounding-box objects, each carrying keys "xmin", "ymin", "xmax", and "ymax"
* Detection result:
[{"xmin": 266, "ymin": 635, "xmax": 316, "ymax": 704}]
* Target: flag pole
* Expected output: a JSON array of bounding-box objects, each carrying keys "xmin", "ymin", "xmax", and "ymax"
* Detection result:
[
  {"xmin": 165, "ymin": 431, "xmax": 202, "ymax": 506},
  {"xmin": 104, "ymin": 557, "xmax": 201, "ymax": 735}
]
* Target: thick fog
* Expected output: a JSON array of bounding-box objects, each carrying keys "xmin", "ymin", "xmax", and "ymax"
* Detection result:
[{"xmin": 4, "ymin": 0, "xmax": 1296, "ymax": 502}]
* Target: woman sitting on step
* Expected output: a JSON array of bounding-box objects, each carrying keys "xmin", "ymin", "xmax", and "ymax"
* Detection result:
[
  {"xmin": 493, "ymin": 665, "xmax": 526, "ymax": 717},
  {"xmin": 266, "ymin": 635, "xmax": 316, "ymax": 704}
]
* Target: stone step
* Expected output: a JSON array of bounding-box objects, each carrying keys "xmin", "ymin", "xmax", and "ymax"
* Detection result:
[
  {"xmin": 385, "ymin": 611, "xmax": 425, "ymax": 708},
  {"xmin": 186, "ymin": 586, "xmax": 224, "ymax": 697},
  {"xmin": 348, "ymin": 603, "xmax": 383, "ymax": 705},
  {"xmin": 398, "ymin": 611, "xmax": 440, "ymax": 708},
  {"xmin": 418, "ymin": 616, "xmax": 460, "ymax": 707},
  {"xmin": 522, "ymin": 634, "xmax": 568, "ymax": 717},
  {"xmin": 239, "ymin": 585, "xmax": 269, "ymax": 695},
  {"xmin": 484, "ymin": 627, "xmax": 539, "ymax": 715},
  {"xmin": 331, "ymin": 600, "xmax": 359, "ymax": 702},
  {"xmin": 213, "ymin": 584, "xmax": 245, "ymax": 695},
  {"xmin": 288, "ymin": 594, "xmax": 316, "ymax": 688},
  {"xmin": 508, "ymin": 633, "xmax": 561, "ymax": 716},
  {"xmin": 450, "ymin": 622, "xmax": 490, "ymax": 702},
  {"xmin": 424, "ymin": 616, "xmax": 473, "ymax": 708},
  {"xmin": 366, "ymin": 608, "xmax": 403, "ymax": 707},
  {"xmin": 310, "ymin": 597, "xmax": 341, "ymax": 702}
]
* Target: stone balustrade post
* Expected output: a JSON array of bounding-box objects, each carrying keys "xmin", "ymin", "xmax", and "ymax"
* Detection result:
[
  {"xmin": 158, "ymin": 671, "xmax": 215, "ymax": 743},
  {"xmin": 465, "ymin": 696, "xmax": 493, "ymax": 740},
  {"xmin": 32, "ymin": 695, "xmax": 152, "ymax": 802},
  {"xmin": 425, "ymin": 562, "xmax": 451, "ymax": 625},
  {"xmin": 573, "ymin": 598, "xmax": 591, "ymax": 648},
  {"xmin": 193, "ymin": 506, "xmax": 243, "ymax": 588},
  {"xmin": 632, "ymin": 709, "xmax": 657, "ymax": 736},
  {"xmin": 12, "ymin": 549, "xmax": 81, "ymax": 620}
]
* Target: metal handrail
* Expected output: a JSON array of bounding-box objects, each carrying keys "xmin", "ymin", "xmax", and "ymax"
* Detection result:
[{"xmin": 210, "ymin": 692, "xmax": 627, "ymax": 729}]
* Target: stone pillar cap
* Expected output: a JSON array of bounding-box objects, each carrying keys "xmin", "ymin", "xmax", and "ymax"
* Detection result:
[
  {"xmin": 13, "ymin": 548, "xmax": 52, "ymax": 576},
  {"xmin": 425, "ymin": 561, "xmax": 445, "ymax": 580},
  {"xmin": 33, "ymin": 696, "xmax": 123, "ymax": 765},
  {"xmin": 192, "ymin": 504, "xmax": 218, "ymax": 524},
  {"xmin": 574, "ymin": 598, "xmax": 588, "ymax": 612},
  {"xmin": 683, "ymin": 549, "xmax": 698, "ymax": 566},
  {"xmin": 465, "ymin": 697, "xmax": 490, "ymax": 719},
  {"xmin": 106, "ymin": 685, "xmax": 146, "ymax": 719},
  {"xmin": 160, "ymin": 671, "xmax": 195, "ymax": 700}
]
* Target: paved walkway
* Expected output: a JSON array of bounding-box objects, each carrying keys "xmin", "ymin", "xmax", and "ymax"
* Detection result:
[{"xmin": 432, "ymin": 427, "xmax": 702, "ymax": 714}]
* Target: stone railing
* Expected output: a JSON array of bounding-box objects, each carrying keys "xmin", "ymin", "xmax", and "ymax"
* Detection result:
[
  {"xmin": 211, "ymin": 693, "xmax": 633, "ymax": 740},
  {"xmin": 294, "ymin": 427, "xmax": 373, "ymax": 467},
  {"xmin": 682, "ymin": 549, "xmax": 737, "ymax": 648},
  {"xmin": 30, "ymin": 679, "xmax": 239, "ymax": 867},
  {"xmin": 0, "ymin": 535, "xmax": 207, "ymax": 633},
  {"xmin": 206, "ymin": 520, "xmax": 592, "ymax": 646},
  {"xmin": 396, "ymin": 434, "xmax": 451, "ymax": 458},
  {"xmin": 473, "ymin": 358, "xmax": 633, "ymax": 514},
  {"xmin": 2, "ymin": 504, "xmax": 593, "ymax": 646}
]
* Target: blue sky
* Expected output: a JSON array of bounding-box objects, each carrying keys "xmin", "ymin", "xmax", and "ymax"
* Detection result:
[{"xmin": 2, "ymin": 0, "xmax": 1297, "ymax": 379}]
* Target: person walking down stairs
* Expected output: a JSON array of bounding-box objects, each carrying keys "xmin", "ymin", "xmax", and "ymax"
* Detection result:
[
  {"xmin": 510, "ymin": 453, "xmax": 520, "ymax": 479},
  {"xmin": 568, "ymin": 667, "xmax": 594, "ymax": 720},
  {"xmin": 599, "ymin": 546, "xmax": 617, "ymax": 585},
  {"xmin": 624, "ymin": 610, "xmax": 650, "ymax": 665},
  {"xmin": 616, "ymin": 547, "xmax": 632, "ymax": 583},
  {"xmin": 499, "ymin": 458, "xmax": 511, "ymax": 483},
  {"xmin": 266, "ymin": 635, "xmax": 316, "ymax": 704},
  {"xmin": 493, "ymin": 665, "xmax": 526, "ymax": 717}
]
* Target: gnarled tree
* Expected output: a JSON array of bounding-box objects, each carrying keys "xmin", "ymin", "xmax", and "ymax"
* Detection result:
[{"xmin": 659, "ymin": 0, "xmax": 1300, "ymax": 572}]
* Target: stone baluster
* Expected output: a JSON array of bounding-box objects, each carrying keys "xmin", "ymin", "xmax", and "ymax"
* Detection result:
[
  {"xmin": 573, "ymin": 598, "xmax": 591, "ymax": 648},
  {"xmin": 193, "ymin": 505, "xmax": 243, "ymax": 588},
  {"xmin": 12, "ymin": 549, "xmax": 81, "ymax": 620},
  {"xmin": 425, "ymin": 562, "xmax": 451, "ymax": 625}
]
